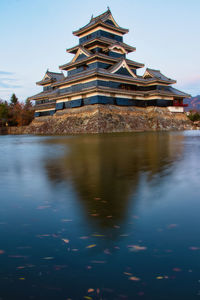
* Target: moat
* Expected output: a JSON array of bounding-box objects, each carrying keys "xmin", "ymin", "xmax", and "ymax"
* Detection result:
[{"xmin": 0, "ymin": 132, "xmax": 200, "ymax": 299}]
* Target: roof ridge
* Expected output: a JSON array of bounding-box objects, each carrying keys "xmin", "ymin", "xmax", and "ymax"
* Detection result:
[
  {"xmin": 91, "ymin": 8, "xmax": 110, "ymax": 22},
  {"xmin": 47, "ymin": 71, "xmax": 64, "ymax": 75},
  {"xmin": 146, "ymin": 68, "xmax": 160, "ymax": 72}
]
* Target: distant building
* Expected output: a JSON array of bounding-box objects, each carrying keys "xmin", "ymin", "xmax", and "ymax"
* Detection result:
[{"xmin": 29, "ymin": 9, "xmax": 189, "ymax": 117}]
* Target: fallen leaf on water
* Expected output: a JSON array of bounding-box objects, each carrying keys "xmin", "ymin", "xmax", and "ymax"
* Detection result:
[
  {"xmin": 92, "ymin": 234, "xmax": 104, "ymax": 237},
  {"xmin": 86, "ymin": 266, "xmax": 92, "ymax": 269},
  {"xmin": 88, "ymin": 288, "xmax": 95, "ymax": 293},
  {"xmin": 156, "ymin": 275, "xmax": 168, "ymax": 279},
  {"xmin": 129, "ymin": 276, "xmax": 140, "ymax": 281},
  {"xmin": 37, "ymin": 234, "xmax": 51, "ymax": 238},
  {"xmin": 104, "ymin": 249, "xmax": 111, "ymax": 255},
  {"xmin": 173, "ymin": 268, "xmax": 182, "ymax": 272},
  {"xmin": 62, "ymin": 239, "xmax": 70, "ymax": 244},
  {"xmin": 91, "ymin": 261, "xmax": 106, "ymax": 264},
  {"xmin": 86, "ymin": 244, "xmax": 96, "ymax": 249},
  {"xmin": 37, "ymin": 206, "xmax": 51, "ymax": 210},
  {"xmin": 189, "ymin": 247, "xmax": 200, "ymax": 251},
  {"xmin": 19, "ymin": 278, "xmax": 25, "ymax": 280},
  {"xmin": 0, "ymin": 250, "xmax": 5, "ymax": 254},
  {"xmin": 128, "ymin": 245, "xmax": 147, "ymax": 251},
  {"xmin": 167, "ymin": 224, "xmax": 178, "ymax": 229}
]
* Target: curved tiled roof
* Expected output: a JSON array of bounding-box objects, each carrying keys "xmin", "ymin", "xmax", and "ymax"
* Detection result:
[{"xmin": 73, "ymin": 9, "xmax": 128, "ymax": 36}]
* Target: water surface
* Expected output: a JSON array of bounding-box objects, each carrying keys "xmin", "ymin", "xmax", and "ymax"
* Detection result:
[{"xmin": 0, "ymin": 132, "xmax": 200, "ymax": 299}]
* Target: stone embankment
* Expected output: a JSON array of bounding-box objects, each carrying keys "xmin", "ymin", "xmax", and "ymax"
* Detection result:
[
  {"xmin": 24, "ymin": 105, "xmax": 193, "ymax": 135},
  {"xmin": 0, "ymin": 105, "xmax": 194, "ymax": 135}
]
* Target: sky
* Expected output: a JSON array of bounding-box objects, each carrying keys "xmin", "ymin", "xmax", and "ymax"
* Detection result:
[{"xmin": 0, "ymin": 0, "xmax": 200, "ymax": 101}]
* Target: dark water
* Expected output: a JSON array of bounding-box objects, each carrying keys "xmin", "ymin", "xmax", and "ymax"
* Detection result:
[{"xmin": 0, "ymin": 132, "xmax": 200, "ymax": 300}]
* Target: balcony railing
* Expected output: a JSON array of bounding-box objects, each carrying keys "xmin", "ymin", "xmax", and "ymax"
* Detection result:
[{"xmin": 173, "ymin": 103, "xmax": 188, "ymax": 107}]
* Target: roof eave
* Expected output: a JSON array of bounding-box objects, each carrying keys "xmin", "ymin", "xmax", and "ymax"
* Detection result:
[
  {"xmin": 36, "ymin": 79, "xmax": 54, "ymax": 86},
  {"xmin": 73, "ymin": 21, "xmax": 129, "ymax": 36}
]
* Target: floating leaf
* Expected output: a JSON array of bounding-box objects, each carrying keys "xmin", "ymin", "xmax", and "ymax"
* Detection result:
[
  {"xmin": 173, "ymin": 268, "xmax": 182, "ymax": 272},
  {"xmin": 91, "ymin": 261, "xmax": 106, "ymax": 264},
  {"xmin": 80, "ymin": 236, "xmax": 89, "ymax": 240},
  {"xmin": 62, "ymin": 239, "xmax": 70, "ymax": 244},
  {"xmin": 128, "ymin": 245, "xmax": 147, "ymax": 251},
  {"xmin": 92, "ymin": 234, "xmax": 104, "ymax": 237},
  {"xmin": 37, "ymin": 205, "xmax": 51, "ymax": 210},
  {"xmin": 167, "ymin": 224, "xmax": 178, "ymax": 229},
  {"xmin": 86, "ymin": 244, "xmax": 96, "ymax": 249},
  {"xmin": 19, "ymin": 278, "xmax": 25, "ymax": 280},
  {"xmin": 189, "ymin": 247, "xmax": 200, "ymax": 251},
  {"xmin": 37, "ymin": 234, "xmax": 51, "ymax": 238},
  {"xmin": 129, "ymin": 276, "xmax": 140, "ymax": 281},
  {"xmin": 104, "ymin": 249, "xmax": 111, "ymax": 255},
  {"xmin": 156, "ymin": 276, "xmax": 164, "ymax": 280}
]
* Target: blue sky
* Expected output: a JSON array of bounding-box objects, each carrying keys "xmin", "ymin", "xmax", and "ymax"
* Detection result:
[{"xmin": 0, "ymin": 0, "xmax": 200, "ymax": 101}]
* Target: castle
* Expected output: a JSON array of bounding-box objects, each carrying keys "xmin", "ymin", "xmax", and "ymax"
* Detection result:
[{"xmin": 29, "ymin": 8, "xmax": 189, "ymax": 117}]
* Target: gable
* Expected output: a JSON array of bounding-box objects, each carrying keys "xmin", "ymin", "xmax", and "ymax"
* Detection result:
[
  {"xmin": 72, "ymin": 47, "xmax": 91, "ymax": 63},
  {"xmin": 42, "ymin": 73, "xmax": 51, "ymax": 81},
  {"xmin": 109, "ymin": 59, "xmax": 137, "ymax": 78},
  {"xmin": 115, "ymin": 67, "xmax": 133, "ymax": 77},
  {"xmin": 76, "ymin": 53, "xmax": 88, "ymax": 61},
  {"xmin": 105, "ymin": 19, "xmax": 116, "ymax": 27}
]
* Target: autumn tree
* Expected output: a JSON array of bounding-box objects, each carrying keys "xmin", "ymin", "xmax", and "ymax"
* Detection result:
[
  {"xmin": 21, "ymin": 99, "xmax": 34, "ymax": 125},
  {"xmin": 10, "ymin": 93, "xmax": 19, "ymax": 106},
  {"xmin": 0, "ymin": 101, "xmax": 9, "ymax": 126}
]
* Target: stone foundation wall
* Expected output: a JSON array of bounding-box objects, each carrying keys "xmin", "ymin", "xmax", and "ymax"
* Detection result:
[{"xmin": 23, "ymin": 105, "xmax": 193, "ymax": 135}]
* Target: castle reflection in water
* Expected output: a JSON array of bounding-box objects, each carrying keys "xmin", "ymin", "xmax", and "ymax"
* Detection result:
[{"xmin": 42, "ymin": 132, "xmax": 184, "ymax": 231}]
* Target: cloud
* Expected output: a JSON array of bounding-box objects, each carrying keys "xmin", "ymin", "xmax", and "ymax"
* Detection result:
[
  {"xmin": 0, "ymin": 71, "xmax": 15, "ymax": 76},
  {"xmin": 0, "ymin": 82, "xmax": 22, "ymax": 89},
  {"xmin": 0, "ymin": 71, "xmax": 22, "ymax": 90}
]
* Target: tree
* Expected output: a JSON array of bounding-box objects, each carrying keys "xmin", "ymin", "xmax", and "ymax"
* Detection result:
[
  {"xmin": 0, "ymin": 101, "xmax": 9, "ymax": 126},
  {"xmin": 22, "ymin": 99, "xmax": 34, "ymax": 125},
  {"xmin": 188, "ymin": 112, "xmax": 200, "ymax": 122},
  {"xmin": 10, "ymin": 93, "xmax": 19, "ymax": 106}
]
